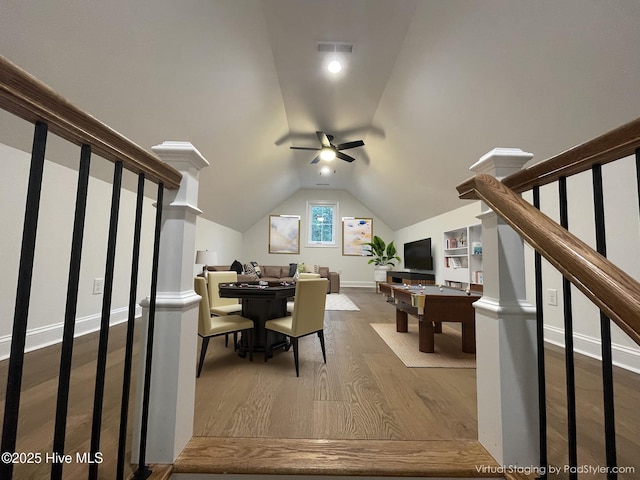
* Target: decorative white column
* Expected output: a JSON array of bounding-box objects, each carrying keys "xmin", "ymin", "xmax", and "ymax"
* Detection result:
[
  {"xmin": 471, "ymin": 148, "xmax": 539, "ymax": 467},
  {"xmin": 132, "ymin": 141, "xmax": 208, "ymax": 464}
]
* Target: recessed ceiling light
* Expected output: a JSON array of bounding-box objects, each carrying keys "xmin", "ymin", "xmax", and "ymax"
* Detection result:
[
  {"xmin": 320, "ymin": 166, "xmax": 332, "ymax": 175},
  {"xmin": 327, "ymin": 60, "xmax": 342, "ymax": 73}
]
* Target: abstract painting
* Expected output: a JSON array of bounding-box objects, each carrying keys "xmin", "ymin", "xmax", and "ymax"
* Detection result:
[
  {"xmin": 269, "ymin": 215, "xmax": 300, "ymax": 254},
  {"xmin": 342, "ymin": 218, "xmax": 372, "ymax": 256}
]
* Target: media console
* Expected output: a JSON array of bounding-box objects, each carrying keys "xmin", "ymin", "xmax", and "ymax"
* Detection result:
[{"xmin": 386, "ymin": 270, "xmax": 435, "ymax": 285}]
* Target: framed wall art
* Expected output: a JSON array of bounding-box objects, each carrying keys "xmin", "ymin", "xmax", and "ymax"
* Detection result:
[
  {"xmin": 269, "ymin": 215, "xmax": 300, "ymax": 254},
  {"xmin": 342, "ymin": 217, "xmax": 373, "ymax": 256}
]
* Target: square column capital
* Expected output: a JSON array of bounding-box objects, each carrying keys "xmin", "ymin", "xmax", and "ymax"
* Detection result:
[
  {"xmin": 152, "ymin": 141, "xmax": 209, "ymax": 171},
  {"xmin": 470, "ymin": 148, "xmax": 533, "ymax": 180},
  {"xmin": 152, "ymin": 141, "xmax": 209, "ymax": 211}
]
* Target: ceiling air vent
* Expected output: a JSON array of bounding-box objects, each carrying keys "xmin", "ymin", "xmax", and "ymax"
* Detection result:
[{"xmin": 317, "ymin": 42, "xmax": 353, "ymax": 54}]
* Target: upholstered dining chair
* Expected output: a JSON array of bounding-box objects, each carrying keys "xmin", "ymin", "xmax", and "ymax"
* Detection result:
[
  {"xmin": 194, "ymin": 277, "xmax": 254, "ymax": 377},
  {"xmin": 265, "ymin": 278, "xmax": 328, "ymax": 376},
  {"xmin": 298, "ymin": 273, "xmax": 322, "ymax": 279},
  {"xmin": 286, "ymin": 272, "xmax": 321, "ymax": 314},
  {"xmin": 207, "ymin": 270, "xmax": 243, "ymax": 348},
  {"xmin": 207, "ymin": 271, "xmax": 242, "ymax": 316}
]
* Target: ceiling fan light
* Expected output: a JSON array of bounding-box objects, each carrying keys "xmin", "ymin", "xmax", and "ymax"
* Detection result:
[{"xmin": 320, "ymin": 148, "xmax": 336, "ymax": 161}]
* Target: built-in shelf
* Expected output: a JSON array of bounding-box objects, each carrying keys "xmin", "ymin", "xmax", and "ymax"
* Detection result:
[{"xmin": 443, "ymin": 224, "xmax": 482, "ymax": 290}]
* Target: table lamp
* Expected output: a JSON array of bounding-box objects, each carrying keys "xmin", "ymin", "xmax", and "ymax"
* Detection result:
[{"xmin": 195, "ymin": 250, "xmax": 218, "ymax": 277}]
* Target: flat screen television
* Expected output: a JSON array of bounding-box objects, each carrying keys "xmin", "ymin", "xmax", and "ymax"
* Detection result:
[{"xmin": 403, "ymin": 238, "xmax": 433, "ymax": 271}]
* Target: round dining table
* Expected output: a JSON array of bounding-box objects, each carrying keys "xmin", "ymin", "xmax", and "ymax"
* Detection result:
[{"xmin": 218, "ymin": 281, "xmax": 296, "ymax": 357}]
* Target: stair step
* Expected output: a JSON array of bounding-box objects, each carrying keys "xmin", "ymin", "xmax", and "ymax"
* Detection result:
[
  {"xmin": 504, "ymin": 472, "xmax": 539, "ymax": 480},
  {"xmin": 174, "ymin": 436, "xmax": 501, "ymax": 477},
  {"xmin": 145, "ymin": 463, "xmax": 173, "ymax": 480}
]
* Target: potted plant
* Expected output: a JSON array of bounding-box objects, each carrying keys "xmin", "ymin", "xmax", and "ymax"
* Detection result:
[{"xmin": 362, "ymin": 235, "xmax": 401, "ymax": 282}]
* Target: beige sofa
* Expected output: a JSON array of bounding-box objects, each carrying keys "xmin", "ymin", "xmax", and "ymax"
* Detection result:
[{"xmin": 207, "ymin": 264, "xmax": 340, "ymax": 293}]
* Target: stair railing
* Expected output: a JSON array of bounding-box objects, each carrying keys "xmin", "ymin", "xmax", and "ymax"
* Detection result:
[
  {"xmin": 0, "ymin": 54, "xmax": 181, "ymax": 480},
  {"xmin": 458, "ymin": 117, "xmax": 640, "ymax": 480}
]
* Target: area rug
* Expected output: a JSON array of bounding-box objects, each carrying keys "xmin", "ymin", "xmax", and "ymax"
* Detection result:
[
  {"xmin": 370, "ymin": 323, "xmax": 475, "ymax": 368},
  {"xmin": 325, "ymin": 294, "xmax": 360, "ymax": 311}
]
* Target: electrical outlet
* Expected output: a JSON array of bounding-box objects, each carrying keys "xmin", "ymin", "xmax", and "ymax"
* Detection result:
[
  {"xmin": 547, "ymin": 288, "xmax": 558, "ymax": 306},
  {"xmin": 93, "ymin": 278, "xmax": 104, "ymax": 295}
]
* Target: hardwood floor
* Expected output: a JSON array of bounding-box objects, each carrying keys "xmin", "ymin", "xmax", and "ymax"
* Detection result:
[
  {"xmin": 0, "ymin": 318, "xmax": 141, "ymax": 479},
  {"xmin": 1, "ymin": 287, "xmax": 638, "ymax": 478},
  {"xmin": 191, "ymin": 288, "xmax": 640, "ymax": 479},
  {"xmin": 193, "ymin": 288, "xmax": 477, "ymax": 441},
  {"xmin": 543, "ymin": 342, "xmax": 640, "ymax": 479}
]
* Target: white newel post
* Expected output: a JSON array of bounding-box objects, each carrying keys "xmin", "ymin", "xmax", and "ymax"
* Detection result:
[
  {"xmin": 471, "ymin": 148, "xmax": 539, "ymax": 467},
  {"xmin": 132, "ymin": 141, "xmax": 209, "ymax": 464}
]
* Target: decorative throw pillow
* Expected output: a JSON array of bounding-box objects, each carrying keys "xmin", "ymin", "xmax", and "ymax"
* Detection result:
[
  {"xmin": 288, "ymin": 263, "xmax": 298, "ymax": 277},
  {"xmin": 230, "ymin": 259, "xmax": 243, "ymax": 274},
  {"xmin": 312, "ymin": 264, "xmax": 320, "ymax": 274},
  {"xmin": 250, "ymin": 261, "xmax": 262, "ymax": 277},
  {"xmin": 244, "ymin": 262, "xmax": 257, "ymax": 276}
]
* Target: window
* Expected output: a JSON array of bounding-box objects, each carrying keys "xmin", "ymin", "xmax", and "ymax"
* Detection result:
[{"xmin": 307, "ymin": 201, "xmax": 338, "ymax": 246}]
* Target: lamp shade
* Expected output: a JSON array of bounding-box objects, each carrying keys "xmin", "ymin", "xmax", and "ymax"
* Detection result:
[{"xmin": 195, "ymin": 250, "xmax": 218, "ymax": 266}]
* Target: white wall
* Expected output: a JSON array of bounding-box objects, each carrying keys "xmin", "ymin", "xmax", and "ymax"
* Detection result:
[
  {"xmin": 394, "ymin": 156, "xmax": 640, "ymax": 373},
  {"xmin": 394, "ymin": 202, "xmax": 483, "ymax": 285},
  {"xmin": 523, "ymin": 154, "xmax": 640, "ymax": 372},
  {"xmin": 241, "ymin": 189, "xmax": 394, "ymax": 287},
  {"xmin": 5, "ymin": 131, "xmax": 639, "ymax": 373},
  {"xmin": 0, "ymin": 142, "xmax": 157, "ymax": 358},
  {"xmin": 194, "ymin": 216, "xmax": 244, "ymax": 275},
  {"xmin": 0, "ymin": 138, "xmax": 247, "ymax": 360}
]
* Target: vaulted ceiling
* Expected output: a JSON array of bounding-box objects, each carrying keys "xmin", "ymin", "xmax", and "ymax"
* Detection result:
[{"xmin": 2, "ymin": 0, "xmax": 639, "ymax": 232}]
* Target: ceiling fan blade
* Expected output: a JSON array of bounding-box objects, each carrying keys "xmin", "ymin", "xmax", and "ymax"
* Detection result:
[
  {"xmin": 336, "ymin": 151, "xmax": 356, "ymax": 163},
  {"xmin": 310, "ymin": 155, "xmax": 321, "ymax": 164},
  {"xmin": 316, "ymin": 131, "xmax": 331, "ymax": 147},
  {"xmin": 290, "ymin": 146, "xmax": 321, "ymax": 151},
  {"xmin": 336, "ymin": 140, "xmax": 364, "ymax": 150}
]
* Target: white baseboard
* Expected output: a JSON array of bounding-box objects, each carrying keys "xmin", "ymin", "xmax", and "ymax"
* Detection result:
[
  {"xmin": 341, "ymin": 281, "xmax": 377, "ymax": 288},
  {"xmin": 0, "ymin": 306, "xmax": 141, "ymax": 361},
  {"xmin": 544, "ymin": 325, "xmax": 640, "ymax": 374}
]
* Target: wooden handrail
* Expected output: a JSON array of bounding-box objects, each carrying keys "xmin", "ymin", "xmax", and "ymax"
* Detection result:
[
  {"xmin": 459, "ymin": 173, "xmax": 640, "ymax": 347},
  {"xmin": 458, "ymin": 117, "xmax": 640, "ymax": 199},
  {"xmin": 0, "ymin": 55, "xmax": 181, "ymax": 189}
]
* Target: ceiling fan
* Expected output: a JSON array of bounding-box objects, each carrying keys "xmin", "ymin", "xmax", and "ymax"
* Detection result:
[{"xmin": 290, "ymin": 131, "xmax": 364, "ymax": 164}]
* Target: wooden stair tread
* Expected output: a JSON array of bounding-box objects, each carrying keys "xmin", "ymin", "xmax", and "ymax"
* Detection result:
[
  {"xmin": 175, "ymin": 437, "xmax": 500, "ymax": 477},
  {"xmin": 504, "ymin": 472, "xmax": 538, "ymax": 480},
  {"xmin": 145, "ymin": 463, "xmax": 173, "ymax": 480}
]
